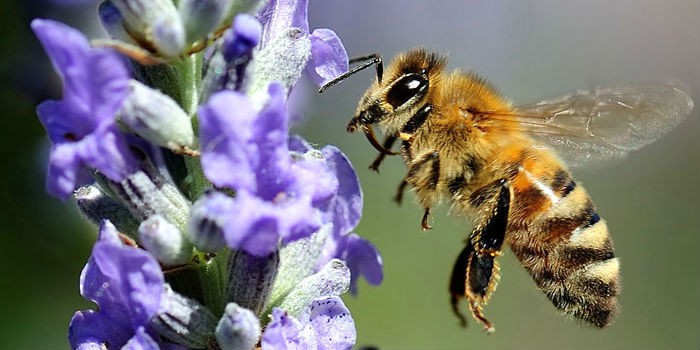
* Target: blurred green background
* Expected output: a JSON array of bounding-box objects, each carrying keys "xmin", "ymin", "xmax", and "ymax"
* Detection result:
[{"xmin": 1, "ymin": 0, "xmax": 698, "ymax": 349}]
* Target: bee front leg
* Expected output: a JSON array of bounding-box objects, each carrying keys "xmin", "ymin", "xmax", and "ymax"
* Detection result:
[
  {"xmin": 369, "ymin": 135, "xmax": 398, "ymax": 172},
  {"xmin": 450, "ymin": 178, "xmax": 511, "ymax": 333}
]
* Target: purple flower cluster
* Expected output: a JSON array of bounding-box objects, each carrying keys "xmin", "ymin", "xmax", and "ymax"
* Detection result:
[
  {"xmin": 32, "ymin": 0, "xmax": 383, "ymax": 349},
  {"xmin": 32, "ymin": 19, "xmax": 137, "ymax": 200}
]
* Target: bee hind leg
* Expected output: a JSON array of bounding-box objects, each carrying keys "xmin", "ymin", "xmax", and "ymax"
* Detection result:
[
  {"xmin": 450, "ymin": 178, "xmax": 511, "ymax": 333},
  {"xmin": 450, "ymin": 241, "xmax": 472, "ymax": 327}
]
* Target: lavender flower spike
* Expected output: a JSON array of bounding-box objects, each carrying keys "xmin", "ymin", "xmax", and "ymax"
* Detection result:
[
  {"xmin": 32, "ymin": 19, "xmax": 136, "ymax": 199},
  {"xmin": 68, "ymin": 221, "xmax": 164, "ymax": 349}
]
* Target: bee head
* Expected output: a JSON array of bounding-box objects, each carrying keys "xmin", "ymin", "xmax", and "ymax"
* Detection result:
[{"xmin": 348, "ymin": 48, "xmax": 446, "ymax": 132}]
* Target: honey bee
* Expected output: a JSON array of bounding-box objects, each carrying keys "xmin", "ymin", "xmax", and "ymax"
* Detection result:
[{"xmin": 320, "ymin": 48, "xmax": 694, "ymax": 332}]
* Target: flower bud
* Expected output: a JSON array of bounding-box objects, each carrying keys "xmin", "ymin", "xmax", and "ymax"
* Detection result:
[
  {"xmin": 248, "ymin": 27, "xmax": 311, "ymax": 108},
  {"xmin": 268, "ymin": 225, "xmax": 330, "ymax": 307},
  {"xmin": 75, "ymin": 185, "xmax": 140, "ymax": 236},
  {"xmin": 188, "ymin": 192, "xmax": 231, "ymax": 253},
  {"xmin": 278, "ymin": 259, "xmax": 350, "ymax": 318},
  {"xmin": 223, "ymin": 14, "xmax": 261, "ymax": 62},
  {"xmin": 97, "ymin": 168, "xmax": 191, "ymax": 231},
  {"xmin": 151, "ymin": 284, "xmax": 218, "ymax": 348},
  {"xmin": 179, "ymin": 0, "xmax": 233, "ymax": 43},
  {"xmin": 215, "ymin": 303, "xmax": 260, "ymax": 350},
  {"xmin": 119, "ymin": 80, "xmax": 196, "ymax": 154},
  {"xmin": 138, "ymin": 215, "xmax": 193, "ymax": 265},
  {"xmin": 98, "ymin": 1, "xmax": 133, "ymax": 43},
  {"xmin": 110, "ymin": 0, "xmax": 186, "ymax": 57},
  {"xmin": 227, "ymin": 249, "xmax": 279, "ymax": 317},
  {"xmin": 201, "ymin": 15, "xmax": 262, "ymax": 100}
]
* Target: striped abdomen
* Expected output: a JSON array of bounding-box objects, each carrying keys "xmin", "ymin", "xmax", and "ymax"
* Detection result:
[{"xmin": 504, "ymin": 150, "xmax": 620, "ymax": 327}]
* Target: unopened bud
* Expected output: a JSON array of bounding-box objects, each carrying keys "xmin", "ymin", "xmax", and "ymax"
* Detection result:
[
  {"xmin": 120, "ymin": 80, "xmax": 196, "ymax": 154},
  {"xmin": 188, "ymin": 191, "xmax": 231, "ymax": 253},
  {"xmin": 138, "ymin": 215, "xmax": 193, "ymax": 265},
  {"xmin": 248, "ymin": 27, "xmax": 311, "ymax": 108},
  {"xmin": 97, "ymin": 169, "xmax": 191, "ymax": 231},
  {"xmin": 98, "ymin": 1, "xmax": 132, "ymax": 43},
  {"xmin": 151, "ymin": 284, "xmax": 218, "ymax": 348},
  {"xmin": 223, "ymin": 14, "xmax": 261, "ymax": 62},
  {"xmin": 75, "ymin": 185, "xmax": 140, "ymax": 236},
  {"xmin": 110, "ymin": 0, "xmax": 186, "ymax": 57},
  {"xmin": 227, "ymin": 249, "xmax": 279, "ymax": 317},
  {"xmin": 179, "ymin": 0, "xmax": 233, "ymax": 43},
  {"xmin": 215, "ymin": 303, "xmax": 260, "ymax": 350},
  {"xmin": 201, "ymin": 15, "xmax": 262, "ymax": 100}
]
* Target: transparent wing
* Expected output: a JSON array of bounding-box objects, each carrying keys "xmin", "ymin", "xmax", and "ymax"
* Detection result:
[{"xmin": 486, "ymin": 81, "xmax": 694, "ymax": 167}]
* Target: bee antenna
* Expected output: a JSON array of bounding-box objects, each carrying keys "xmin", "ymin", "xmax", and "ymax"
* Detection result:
[{"xmin": 319, "ymin": 53, "xmax": 383, "ymax": 93}]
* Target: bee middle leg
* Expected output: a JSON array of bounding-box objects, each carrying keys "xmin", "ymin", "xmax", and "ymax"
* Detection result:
[
  {"xmin": 449, "ymin": 178, "xmax": 511, "ymax": 333},
  {"xmin": 393, "ymin": 178, "xmax": 409, "ymax": 205},
  {"xmin": 405, "ymin": 151, "xmax": 441, "ymax": 230},
  {"xmin": 369, "ymin": 135, "xmax": 398, "ymax": 172}
]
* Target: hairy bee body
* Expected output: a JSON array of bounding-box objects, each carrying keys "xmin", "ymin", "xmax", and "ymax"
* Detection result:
[
  {"xmin": 364, "ymin": 52, "xmax": 619, "ymax": 328},
  {"xmin": 324, "ymin": 48, "xmax": 691, "ymax": 332}
]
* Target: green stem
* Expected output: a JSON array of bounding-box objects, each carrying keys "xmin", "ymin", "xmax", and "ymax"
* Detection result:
[
  {"xmin": 197, "ymin": 250, "xmax": 230, "ymax": 316},
  {"xmin": 174, "ymin": 53, "xmax": 203, "ymax": 117},
  {"xmin": 182, "ymin": 154, "xmax": 209, "ymax": 200},
  {"xmin": 172, "ymin": 53, "xmax": 209, "ymax": 200}
]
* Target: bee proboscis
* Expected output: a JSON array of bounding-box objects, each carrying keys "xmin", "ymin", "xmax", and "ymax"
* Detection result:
[{"xmin": 320, "ymin": 48, "xmax": 694, "ymax": 332}]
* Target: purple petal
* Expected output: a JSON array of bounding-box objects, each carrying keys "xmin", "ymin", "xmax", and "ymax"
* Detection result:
[
  {"xmin": 262, "ymin": 299, "xmax": 356, "ymax": 350},
  {"xmin": 96, "ymin": 219, "xmax": 122, "ymax": 244},
  {"xmin": 238, "ymin": 215, "xmax": 283, "ymax": 256},
  {"xmin": 45, "ymin": 142, "xmax": 91, "ymax": 199},
  {"xmin": 305, "ymin": 29, "xmax": 349, "ymax": 87},
  {"xmin": 289, "ymin": 154, "xmax": 338, "ymax": 208},
  {"xmin": 81, "ymin": 124, "xmax": 139, "ymax": 182},
  {"xmin": 261, "ymin": 309, "xmax": 313, "ymax": 350},
  {"xmin": 258, "ymin": 0, "xmax": 309, "ymax": 45},
  {"xmin": 73, "ymin": 221, "xmax": 165, "ymax": 347},
  {"xmin": 199, "ymin": 91, "xmax": 257, "ymax": 191},
  {"xmin": 288, "ymin": 134, "xmax": 312, "ymax": 153},
  {"xmin": 251, "ymin": 83, "xmax": 292, "ymax": 199},
  {"xmin": 338, "ymin": 234, "xmax": 383, "ymax": 295},
  {"xmin": 78, "ymin": 49, "xmax": 131, "ymax": 124},
  {"xmin": 200, "ymin": 84, "xmax": 293, "ymax": 197},
  {"xmin": 31, "ymin": 19, "xmax": 90, "ymax": 89},
  {"xmin": 32, "ymin": 19, "xmax": 130, "ymax": 127},
  {"xmin": 222, "ymin": 191, "xmax": 280, "ymax": 256},
  {"xmin": 307, "ymin": 296, "xmax": 356, "ymax": 350},
  {"xmin": 86, "ymin": 240, "xmax": 164, "ymax": 327},
  {"xmin": 69, "ymin": 310, "xmax": 125, "ymax": 350},
  {"xmin": 223, "ymin": 14, "xmax": 262, "ymax": 62},
  {"xmin": 279, "ymin": 195, "xmax": 321, "ymax": 245},
  {"xmin": 222, "ymin": 190, "xmax": 320, "ymax": 256},
  {"xmin": 41, "ymin": 116, "xmax": 136, "ymax": 199},
  {"xmin": 36, "ymin": 99, "xmax": 90, "ymax": 144},
  {"xmin": 32, "ymin": 19, "xmax": 136, "ymax": 198},
  {"xmin": 122, "ymin": 327, "xmax": 160, "ymax": 350},
  {"xmin": 321, "ymin": 146, "xmax": 362, "ymax": 237}
]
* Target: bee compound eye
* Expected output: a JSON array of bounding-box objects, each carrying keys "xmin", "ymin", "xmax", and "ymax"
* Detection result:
[{"xmin": 386, "ymin": 74, "xmax": 428, "ymax": 108}]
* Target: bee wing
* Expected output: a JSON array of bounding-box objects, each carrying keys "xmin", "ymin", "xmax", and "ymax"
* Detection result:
[{"xmin": 491, "ymin": 81, "xmax": 694, "ymax": 167}]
